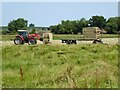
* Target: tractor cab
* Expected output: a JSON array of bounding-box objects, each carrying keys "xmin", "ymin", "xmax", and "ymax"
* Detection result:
[
  {"xmin": 18, "ymin": 30, "xmax": 28, "ymax": 38},
  {"xmin": 17, "ymin": 30, "xmax": 29, "ymax": 42}
]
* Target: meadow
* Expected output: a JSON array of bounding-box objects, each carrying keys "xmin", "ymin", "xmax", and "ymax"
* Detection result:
[{"xmin": 2, "ymin": 44, "xmax": 118, "ymax": 88}]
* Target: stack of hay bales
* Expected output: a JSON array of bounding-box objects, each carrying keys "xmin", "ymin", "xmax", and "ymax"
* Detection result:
[
  {"xmin": 43, "ymin": 33, "xmax": 53, "ymax": 44},
  {"xmin": 83, "ymin": 27, "xmax": 101, "ymax": 40}
]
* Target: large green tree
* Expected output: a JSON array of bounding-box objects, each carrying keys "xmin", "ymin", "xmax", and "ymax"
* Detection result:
[
  {"xmin": 105, "ymin": 17, "xmax": 118, "ymax": 34},
  {"xmin": 77, "ymin": 18, "xmax": 89, "ymax": 34},
  {"xmin": 117, "ymin": 17, "xmax": 120, "ymax": 33},
  {"xmin": 8, "ymin": 18, "xmax": 28, "ymax": 32},
  {"xmin": 89, "ymin": 15, "xmax": 106, "ymax": 29},
  {"xmin": 59, "ymin": 20, "xmax": 77, "ymax": 34},
  {"xmin": 50, "ymin": 25, "xmax": 60, "ymax": 34}
]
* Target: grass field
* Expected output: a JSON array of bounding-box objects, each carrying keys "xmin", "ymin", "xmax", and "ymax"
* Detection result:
[
  {"xmin": 53, "ymin": 34, "xmax": 118, "ymax": 40},
  {"xmin": 2, "ymin": 44, "xmax": 118, "ymax": 88},
  {"xmin": 0, "ymin": 34, "xmax": 118, "ymax": 41}
]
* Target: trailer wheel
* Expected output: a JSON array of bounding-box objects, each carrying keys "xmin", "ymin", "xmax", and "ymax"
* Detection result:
[
  {"xmin": 43, "ymin": 39, "xmax": 49, "ymax": 44},
  {"xmin": 14, "ymin": 37, "xmax": 24, "ymax": 45},
  {"xmin": 74, "ymin": 41, "xmax": 77, "ymax": 44},
  {"xmin": 93, "ymin": 39, "xmax": 103, "ymax": 44},
  {"xmin": 72, "ymin": 40, "xmax": 77, "ymax": 44},
  {"xmin": 66, "ymin": 41, "xmax": 71, "ymax": 44}
]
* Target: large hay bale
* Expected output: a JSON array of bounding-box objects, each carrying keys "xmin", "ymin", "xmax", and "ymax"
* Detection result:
[
  {"xmin": 83, "ymin": 27, "xmax": 101, "ymax": 39},
  {"xmin": 43, "ymin": 33, "xmax": 53, "ymax": 44}
]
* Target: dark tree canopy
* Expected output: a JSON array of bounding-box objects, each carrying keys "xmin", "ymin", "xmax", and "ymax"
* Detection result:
[
  {"xmin": 105, "ymin": 17, "xmax": 119, "ymax": 34},
  {"xmin": 117, "ymin": 17, "xmax": 120, "ymax": 33},
  {"xmin": 29, "ymin": 23, "xmax": 35, "ymax": 27},
  {"xmin": 50, "ymin": 18, "xmax": 89, "ymax": 34},
  {"xmin": 8, "ymin": 18, "xmax": 28, "ymax": 32},
  {"xmin": 89, "ymin": 15, "xmax": 106, "ymax": 29}
]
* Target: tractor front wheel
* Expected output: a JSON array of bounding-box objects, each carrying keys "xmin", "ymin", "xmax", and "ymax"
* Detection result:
[
  {"xmin": 28, "ymin": 38, "xmax": 37, "ymax": 45},
  {"xmin": 14, "ymin": 37, "xmax": 24, "ymax": 45}
]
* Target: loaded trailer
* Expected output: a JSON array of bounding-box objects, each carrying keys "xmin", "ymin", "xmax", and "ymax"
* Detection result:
[{"xmin": 61, "ymin": 27, "xmax": 103, "ymax": 44}]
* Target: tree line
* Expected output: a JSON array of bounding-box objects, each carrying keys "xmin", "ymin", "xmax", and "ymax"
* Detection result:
[
  {"xmin": 50, "ymin": 16, "xmax": 120, "ymax": 34},
  {"xmin": 6, "ymin": 15, "xmax": 120, "ymax": 34}
]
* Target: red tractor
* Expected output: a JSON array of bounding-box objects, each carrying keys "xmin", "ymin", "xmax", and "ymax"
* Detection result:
[{"xmin": 14, "ymin": 30, "xmax": 42, "ymax": 45}]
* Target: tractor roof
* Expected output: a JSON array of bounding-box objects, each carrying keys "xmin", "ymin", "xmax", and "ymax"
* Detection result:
[{"xmin": 18, "ymin": 30, "xmax": 27, "ymax": 32}]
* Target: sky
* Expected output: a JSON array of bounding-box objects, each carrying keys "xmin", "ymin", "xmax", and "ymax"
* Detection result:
[
  {"xmin": 1, "ymin": 2, "xmax": 119, "ymax": 27},
  {"xmin": 1, "ymin": 0, "xmax": 120, "ymax": 2}
]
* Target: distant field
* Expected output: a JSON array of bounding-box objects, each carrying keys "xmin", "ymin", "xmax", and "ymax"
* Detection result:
[
  {"xmin": 53, "ymin": 34, "xmax": 118, "ymax": 40},
  {"xmin": 0, "ymin": 34, "xmax": 118, "ymax": 41},
  {"xmin": 1, "ymin": 35, "xmax": 15, "ymax": 41},
  {"xmin": 2, "ymin": 44, "xmax": 118, "ymax": 88}
]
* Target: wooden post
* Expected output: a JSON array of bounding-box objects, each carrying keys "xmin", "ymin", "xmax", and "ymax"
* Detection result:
[
  {"xmin": 20, "ymin": 67, "xmax": 23, "ymax": 80},
  {"xmin": 96, "ymin": 68, "xmax": 99, "ymax": 88}
]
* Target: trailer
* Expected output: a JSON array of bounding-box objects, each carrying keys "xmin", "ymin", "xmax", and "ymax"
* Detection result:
[{"xmin": 61, "ymin": 27, "xmax": 103, "ymax": 44}]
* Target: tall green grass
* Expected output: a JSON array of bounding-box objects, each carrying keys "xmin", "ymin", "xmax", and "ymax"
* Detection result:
[{"xmin": 2, "ymin": 44, "xmax": 118, "ymax": 88}]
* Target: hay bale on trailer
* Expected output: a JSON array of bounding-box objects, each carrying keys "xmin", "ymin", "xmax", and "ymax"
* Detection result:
[
  {"xmin": 61, "ymin": 27, "xmax": 103, "ymax": 44},
  {"xmin": 43, "ymin": 33, "xmax": 53, "ymax": 44},
  {"xmin": 83, "ymin": 27, "xmax": 103, "ymax": 43},
  {"xmin": 83, "ymin": 27, "xmax": 101, "ymax": 39}
]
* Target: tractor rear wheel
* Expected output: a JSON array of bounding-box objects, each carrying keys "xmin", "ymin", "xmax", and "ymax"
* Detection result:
[
  {"xmin": 14, "ymin": 37, "xmax": 24, "ymax": 45},
  {"xmin": 28, "ymin": 38, "xmax": 37, "ymax": 45}
]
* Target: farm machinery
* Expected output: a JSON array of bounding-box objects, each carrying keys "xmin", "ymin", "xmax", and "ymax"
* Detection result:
[
  {"xmin": 61, "ymin": 27, "xmax": 103, "ymax": 44},
  {"xmin": 14, "ymin": 30, "xmax": 53, "ymax": 45}
]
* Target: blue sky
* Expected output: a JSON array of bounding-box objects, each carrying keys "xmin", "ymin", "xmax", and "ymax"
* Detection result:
[{"xmin": 2, "ymin": 2, "xmax": 118, "ymax": 27}]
